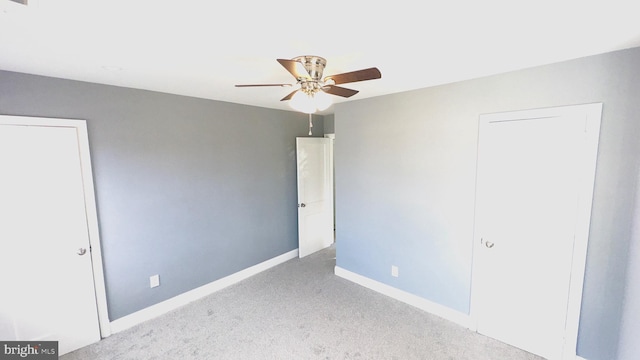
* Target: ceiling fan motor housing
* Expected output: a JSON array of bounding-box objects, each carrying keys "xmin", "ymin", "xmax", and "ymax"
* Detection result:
[{"xmin": 293, "ymin": 56, "xmax": 326, "ymax": 81}]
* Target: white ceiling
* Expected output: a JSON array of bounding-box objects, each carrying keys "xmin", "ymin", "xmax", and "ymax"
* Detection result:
[{"xmin": 1, "ymin": 0, "xmax": 639, "ymax": 115}]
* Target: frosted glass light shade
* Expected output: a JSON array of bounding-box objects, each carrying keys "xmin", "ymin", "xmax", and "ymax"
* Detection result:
[
  {"xmin": 289, "ymin": 90, "xmax": 333, "ymax": 113},
  {"xmin": 289, "ymin": 91, "xmax": 316, "ymax": 114},
  {"xmin": 314, "ymin": 91, "xmax": 332, "ymax": 111}
]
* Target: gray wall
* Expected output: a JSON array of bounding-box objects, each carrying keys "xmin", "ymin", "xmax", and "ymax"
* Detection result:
[
  {"xmin": 334, "ymin": 47, "xmax": 640, "ymax": 360},
  {"xmin": 618, "ymin": 168, "xmax": 640, "ymax": 360},
  {"xmin": 0, "ymin": 70, "xmax": 324, "ymax": 320},
  {"xmin": 323, "ymin": 114, "xmax": 335, "ymax": 134}
]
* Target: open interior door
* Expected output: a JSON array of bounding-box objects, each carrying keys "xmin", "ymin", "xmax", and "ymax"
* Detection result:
[{"xmin": 296, "ymin": 137, "xmax": 334, "ymax": 258}]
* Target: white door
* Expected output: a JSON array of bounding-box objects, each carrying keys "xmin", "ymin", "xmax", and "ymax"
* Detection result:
[
  {"xmin": 0, "ymin": 122, "xmax": 102, "ymax": 355},
  {"xmin": 296, "ymin": 137, "xmax": 334, "ymax": 258},
  {"xmin": 471, "ymin": 104, "xmax": 601, "ymax": 359}
]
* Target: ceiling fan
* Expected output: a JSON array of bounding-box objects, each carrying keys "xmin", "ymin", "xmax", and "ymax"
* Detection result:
[{"xmin": 235, "ymin": 56, "xmax": 382, "ymax": 113}]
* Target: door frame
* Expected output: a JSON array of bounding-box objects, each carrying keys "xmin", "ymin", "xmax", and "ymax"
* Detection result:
[
  {"xmin": 0, "ymin": 115, "xmax": 111, "ymax": 338},
  {"xmin": 324, "ymin": 133, "xmax": 335, "ymax": 234},
  {"xmin": 469, "ymin": 103, "xmax": 602, "ymax": 359}
]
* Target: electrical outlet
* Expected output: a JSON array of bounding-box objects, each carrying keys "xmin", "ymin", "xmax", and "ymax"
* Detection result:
[
  {"xmin": 391, "ymin": 265, "xmax": 399, "ymax": 277},
  {"xmin": 150, "ymin": 274, "xmax": 160, "ymax": 288}
]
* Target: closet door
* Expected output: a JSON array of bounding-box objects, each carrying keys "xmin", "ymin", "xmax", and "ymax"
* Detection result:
[
  {"xmin": 471, "ymin": 104, "xmax": 601, "ymax": 359},
  {"xmin": 0, "ymin": 121, "xmax": 102, "ymax": 355}
]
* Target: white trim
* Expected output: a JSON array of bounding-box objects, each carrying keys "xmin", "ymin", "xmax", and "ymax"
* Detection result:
[
  {"xmin": 334, "ymin": 266, "xmax": 472, "ymax": 329},
  {"xmin": 0, "ymin": 115, "xmax": 111, "ymax": 338},
  {"xmin": 576, "ymin": 356, "xmax": 588, "ymax": 360},
  {"xmin": 75, "ymin": 120, "xmax": 111, "ymax": 338},
  {"xmin": 469, "ymin": 103, "xmax": 602, "ymax": 360},
  {"xmin": 110, "ymin": 249, "xmax": 298, "ymax": 333}
]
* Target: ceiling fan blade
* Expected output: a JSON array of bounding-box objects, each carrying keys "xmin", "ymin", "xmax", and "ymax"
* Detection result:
[
  {"xmin": 235, "ymin": 84, "xmax": 293, "ymax": 87},
  {"xmin": 277, "ymin": 59, "xmax": 312, "ymax": 80},
  {"xmin": 324, "ymin": 67, "xmax": 381, "ymax": 85},
  {"xmin": 280, "ymin": 89, "xmax": 299, "ymax": 101},
  {"xmin": 322, "ymin": 85, "xmax": 359, "ymax": 98}
]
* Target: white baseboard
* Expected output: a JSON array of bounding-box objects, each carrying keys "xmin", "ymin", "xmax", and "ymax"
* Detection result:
[
  {"xmin": 576, "ymin": 356, "xmax": 587, "ymax": 360},
  {"xmin": 110, "ymin": 249, "xmax": 298, "ymax": 334},
  {"xmin": 334, "ymin": 266, "xmax": 472, "ymax": 329}
]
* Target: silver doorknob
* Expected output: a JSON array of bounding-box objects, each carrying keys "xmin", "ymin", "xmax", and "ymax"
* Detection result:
[
  {"xmin": 77, "ymin": 248, "xmax": 87, "ymax": 256},
  {"xmin": 485, "ymin": 241, "xmax": 495, "ymax": 249},
  {"xmin": 299, "ymin": 203, "xmax": 306, "ymax": 208}
]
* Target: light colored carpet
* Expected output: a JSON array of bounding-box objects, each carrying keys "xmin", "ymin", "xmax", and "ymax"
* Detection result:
[{"xmin": 62, "ymin": 245, "xmax": 543, "ymax": 359}]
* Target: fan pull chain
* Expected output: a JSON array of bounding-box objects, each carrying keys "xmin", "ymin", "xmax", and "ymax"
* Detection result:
[{"xmin": 308, "ymin": 114, "xmax": 313, "ymax": 136}]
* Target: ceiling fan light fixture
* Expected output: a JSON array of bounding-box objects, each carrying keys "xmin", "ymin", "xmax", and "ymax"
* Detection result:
[
  {"xmin": 290, "ymin": 91, "xmax": 317, "ymax": 114},
  {"xmin": 289, "ymin": 90, "xmax": 333, "ymax": 114},
  {"xmin": 314, "ymin": 90, "xmax": 332, "ymax": 111}
]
